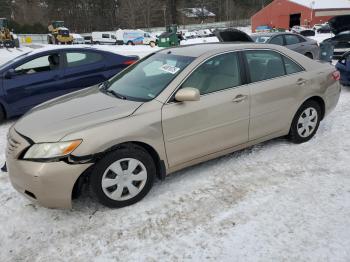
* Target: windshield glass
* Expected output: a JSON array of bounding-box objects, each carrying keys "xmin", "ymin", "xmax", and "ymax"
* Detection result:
[
  {"xmin": 252, "ymin": 35, "xmax": 271, "ymax": 43},
  {"xmin": 105, "ymin": 52, "xmax": 195, "ymax": 102}
]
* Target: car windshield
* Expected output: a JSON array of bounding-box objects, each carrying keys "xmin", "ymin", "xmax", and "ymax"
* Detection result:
[
  {"xmin": 104, "ymin": 52, "xmax": 195, "ymax": 102},
  {"xmin": 252, "ymin": 35, "xmax": 271, "ymax": 43}
]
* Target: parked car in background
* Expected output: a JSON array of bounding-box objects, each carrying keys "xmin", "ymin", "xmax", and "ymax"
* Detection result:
[
  {"xmin": 255, "ymin": 25, "xmax": 272, "ymax": 33},
  {"xmin": 324, "ymin": 15, "xmax": 350, "ymax": 59},
  {"xmin": 0, "ymin": 46, "xmax": 138, "ymax": 121},
  {"xmin": 71, "ymin": 33, "xmax": 84, "ymax": 44},
  {"xmin": 251, "ymin": 32, "xmax": 319, "ymax": 59},
  {"xmin": 335, "ymin": 51, "xmax": 350, "ymax": 86},
  {"xmin": 91, "ymin": 32, "xmax": 117, "ymax": 45},
  {"xmin": 83, "ymin": 35, "xmax": 92, "ymax": 44},
  {"xmin": 317, "ymin": 24, "xmax": 332, "ymax": 33},
  {"xmin": 313, "ymin": 24, "xmax": 324, "ymax": 31},
  {"xmin": 5, "ymin": 43, "xmax": 340, "ymax": 209},
  {"xmin": 291, "ymin": 25, "xmax": 308, "ymax": 34},
  {"xmin": 116, "ymin": 29, "xmax": 157, "ymax": 46}
]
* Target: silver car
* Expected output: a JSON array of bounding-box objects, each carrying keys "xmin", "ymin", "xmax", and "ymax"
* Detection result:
[
  {"xmin": 5, "ymin": 43, "xmax": 340, "ymax": 209},
  {"xmin": 251, "ymin": 32, "xmax": 320, "ymax": 59}
]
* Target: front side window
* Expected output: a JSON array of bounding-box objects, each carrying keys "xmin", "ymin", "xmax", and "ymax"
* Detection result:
[
  {"xmin": 105, "ymin": 52, "xmax": 194, "ymax": 101},
  {"xmin": 182, "ymin": 52, "xmax": 241, "ymax": 95},
  {"xmin": 15, "ymin": 53, "xmax": 60, "ymax": 75},
  {"xmin": 66, "ymin": 52, "xmax": 103, "ymax": 68},
  {"xmin": 102, "ymin": 34, "xmax": 110, "ymax": 39},
  {"xmin": 285, "ymin": 35, "xmax": 300, "ymax": 45},
  {"xmin": 245, "ymin": 50, "xmax": 285, "ymax": 82}
]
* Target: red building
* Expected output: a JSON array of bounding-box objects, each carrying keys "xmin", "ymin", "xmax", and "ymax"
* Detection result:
[{"xmin": 252, "ymin": 0, "xmax": 350, "ymax": 32}]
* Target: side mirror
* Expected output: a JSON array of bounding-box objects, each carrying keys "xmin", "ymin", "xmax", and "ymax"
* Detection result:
[
  {"xmin": 175, "ymin": 87, "xmax": 200, "ymax": 102},
  {"xmin": 4, "ymin": 69, "xmax": 15, "ymax": 79}
]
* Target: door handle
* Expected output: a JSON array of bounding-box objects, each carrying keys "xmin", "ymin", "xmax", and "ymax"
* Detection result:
[
  {"xmin": 232, "ymin": 94, "xmax": 248, "ymax": 103},
  {"xmin": 296, "ymin": 78, "xmax": 307, "ymax": 86}
]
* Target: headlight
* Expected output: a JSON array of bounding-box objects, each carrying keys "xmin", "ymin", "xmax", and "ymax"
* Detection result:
[{"xmin": 23, "ymin": 140, "xmax": 82, "ymax": 160}]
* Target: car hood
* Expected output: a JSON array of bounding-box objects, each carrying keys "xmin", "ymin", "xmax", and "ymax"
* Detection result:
[
  {"xmin": 14, "ymin": 86, "xmax": 143, "ymax": 143},
  {"xmin": 329, "ymin": 15, "xmax": 350, "ymax": 35}
]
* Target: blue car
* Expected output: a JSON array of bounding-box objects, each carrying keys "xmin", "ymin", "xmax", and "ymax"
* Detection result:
[
  {"xmin": 0, "ymin": 47, "xmax": 138, "ymax": 121},
  {"xmin": 336, "ymin": 51, "xmax": 350, "ymax": 86}
]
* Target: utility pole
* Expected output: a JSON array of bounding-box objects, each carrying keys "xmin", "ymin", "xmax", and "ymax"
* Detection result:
[{"xmin": 162, "ymin": 5, "xmax": 167, "ymax": 28}]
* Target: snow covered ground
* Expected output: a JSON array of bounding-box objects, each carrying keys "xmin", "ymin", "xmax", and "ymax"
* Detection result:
[{"xmin": 0, "ymin": 36, "xmax": 350, "ymax": 261}]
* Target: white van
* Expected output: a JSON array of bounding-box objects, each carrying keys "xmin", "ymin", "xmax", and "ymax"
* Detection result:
[
  {"xmin": 71, "ymin": 33, "xmax": 84, "ymax": 44},
  {"xmin": 91, "ymin": 32, "xmax": 117, "ymax": 45},
  {"xmin": 116, "ymin": 29, "xmax": 157, "ymax": 45}
]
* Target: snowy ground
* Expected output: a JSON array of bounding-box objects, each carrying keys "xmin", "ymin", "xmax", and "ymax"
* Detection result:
[{"xmin": 0, "ymin": 36, "xmax": 350, "ymax": 261}]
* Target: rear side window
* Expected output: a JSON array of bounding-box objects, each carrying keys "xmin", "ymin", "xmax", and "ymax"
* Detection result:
[
  {"xmin": 182, "ymin": 52, "xmax": 241, "ymax": 95},
  {"xmin": 285, "ymin": 35, "xmax": 300, "ymax": 45},
  {"xmin": 245, "ymin": 50, "xmax": 285, "ymax": 82},
  {"xmin": 66, "ymin": 52, "xmax": 103, "ymax": 68},
  {"xmin": 269, "ymin": 35, "xmax": 284, "ymax": 46},
  {"xmin": 102, "ymin": 34, "xmax": 110, "ymax": 39},
  {"xmin": 283, "ymin": 56, "xmax": 304, "ymax": 74}
]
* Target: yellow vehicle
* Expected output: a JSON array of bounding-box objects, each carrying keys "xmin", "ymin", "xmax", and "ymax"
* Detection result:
[
  {"xmin": 0, "ymin": 18, "xmax": 18, "ymax": 48},
  {"xmin": 47, "ymin": 21, "xmax": 73, "ymax": 45}
]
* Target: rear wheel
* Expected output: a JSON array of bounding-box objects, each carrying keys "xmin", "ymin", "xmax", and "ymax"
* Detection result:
[
  {"xmin": 289, "ymin": 100, "xmax": 321, "ymax": 143},
  {"xmin": 90, "ymin": 145, "xmax": 156, "ymax": 208},
  {"xmin": 127, "ymin": 41, "xmax": 134, "ymax": 46}
]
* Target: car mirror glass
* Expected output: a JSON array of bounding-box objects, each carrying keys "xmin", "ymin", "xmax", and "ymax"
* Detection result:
[{"xmin": 175, "ymin": 87, "xmax": 200, "ymax": 102}]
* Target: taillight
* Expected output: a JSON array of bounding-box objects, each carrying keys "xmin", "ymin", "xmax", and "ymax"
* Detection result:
[
  {"xmin": 123, "ymin": 60, "xmax": 137, "ymax": 65},
  {"xmin": 332, "ymin": 70, "xmax": 340, "ymax": 81}
]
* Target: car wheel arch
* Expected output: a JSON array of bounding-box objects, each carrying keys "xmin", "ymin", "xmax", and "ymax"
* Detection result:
[
  {"xmin": 295, "ymin": 96, "xmax": 325, "ymax": 121},
  {"xmin": 103, "ymin": 141, "xmax": 166, "ymax": 181},
  {"xmin": 71, "ymin": 141, "xmax": 166, "ymax": 200}
]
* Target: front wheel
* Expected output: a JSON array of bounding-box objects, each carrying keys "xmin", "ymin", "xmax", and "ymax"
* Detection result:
[
  {"xmin": 90, "ymin": 145, "xmax": 156, "ymax": 208},
  {"xmin": 288, "ymin": 100, "xmax": 321, "ymax": 144}
]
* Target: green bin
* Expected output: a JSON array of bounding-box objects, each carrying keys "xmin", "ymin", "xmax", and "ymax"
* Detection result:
[{"xmin": 158, "ymin": 24, "xmax": 179, "ymax": 48}]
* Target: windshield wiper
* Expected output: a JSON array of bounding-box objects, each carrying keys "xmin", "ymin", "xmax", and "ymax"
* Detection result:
[{"xmin": 106, "ymin": 89, "xmax": 127, "ymax": 100}]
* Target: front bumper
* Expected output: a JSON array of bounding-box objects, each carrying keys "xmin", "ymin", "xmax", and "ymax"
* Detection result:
[{"xmin": 6, "ymin": 128, "xmax": 92, "ymax": 209}]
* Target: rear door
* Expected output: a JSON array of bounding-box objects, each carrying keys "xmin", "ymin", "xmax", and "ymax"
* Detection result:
[
  {"xmin": 3, "ymin": 51, "xmax": 65, "ymax": 115},
  {"xmin": 244, "ymin": 49, "xmax": 306, "ymax": 140},
  {"xmin": 284, "ymin": 34, "xmax": 304, "ymax": 54},
  {"xmin": 62, "ymin": 50, "xmax": 108, "ymax": 91},
  {"xmin": 162, "ymin": 52, "xmax": 250, "ymax": 168}
]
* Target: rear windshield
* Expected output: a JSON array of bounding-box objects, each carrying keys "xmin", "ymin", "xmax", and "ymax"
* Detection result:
[
  {"xmin": 105, "ymin": 52, "xmax": 195, "ymax": 102},
  {"xmin": 252, "ymin": 35, "xmax": 271, "ymax": 43}
]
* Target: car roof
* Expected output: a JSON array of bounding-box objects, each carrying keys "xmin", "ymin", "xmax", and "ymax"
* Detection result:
[
  {"xmin": 20, "ymin": 46, "xmax": 114, "ymax": 57},
  {"xmin": 252, "ymin": 32, "xmax": 291, "ymax": 37},
  {"xmin": 157, "ymin": 42, "xmax": 283, "ymax": 57}
]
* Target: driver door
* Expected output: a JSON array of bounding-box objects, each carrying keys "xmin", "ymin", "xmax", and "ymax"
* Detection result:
[
  {"xmin": 3, "ymin": 51, "xmax": 65, "ymax": 115},
  {"xmin": 162, "ymin": 52, "xmax": 250, "ymax": 168}
]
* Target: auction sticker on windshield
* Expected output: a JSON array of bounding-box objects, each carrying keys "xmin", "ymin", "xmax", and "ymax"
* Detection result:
[{"xmin": 160, "ymin": 64, "xmax": 180, "ymax": 74}]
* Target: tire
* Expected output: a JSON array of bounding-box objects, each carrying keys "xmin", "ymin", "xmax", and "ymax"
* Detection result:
[
  {"xmin": 305, "ymin": 52, "xmax": 313, "ymax": 59},
  {"xmin": 90, "ymin": 145, "xmax": 156, "ymax": 208},
  {"xmin": 127, "ymin": 41, "xmax": 134, "ymax": 46},
  {"xmin": 288, "ymin": 100, "xmax": 321, "ymax": 144},
  {"xmin": 149, "ymin": 41, "xmax": 156, "ymax": 47}
]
